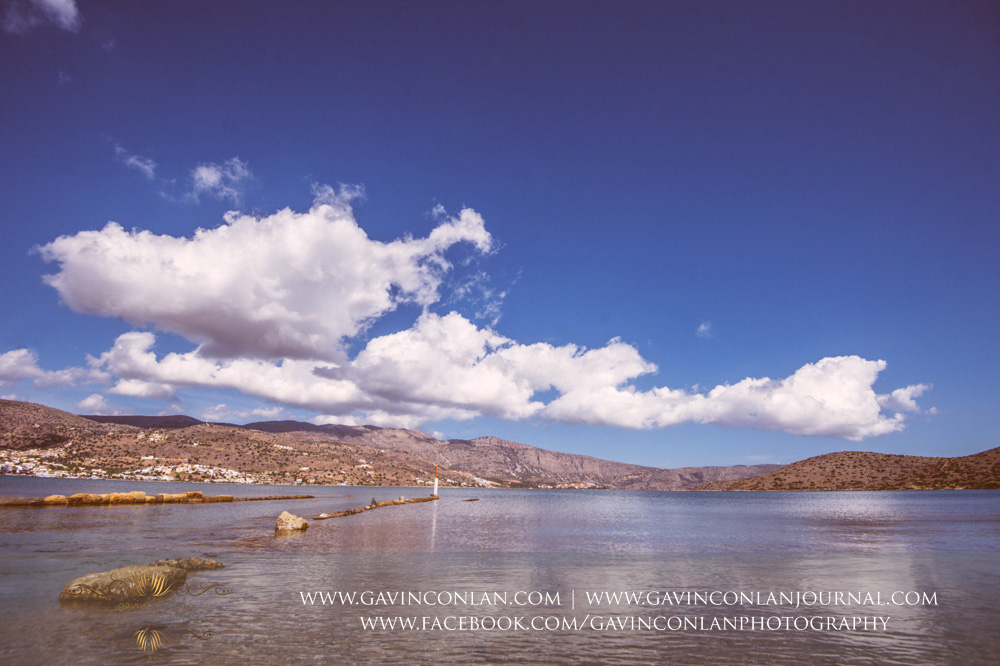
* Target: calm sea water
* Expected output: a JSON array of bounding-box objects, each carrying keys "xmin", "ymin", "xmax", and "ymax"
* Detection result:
[{"xmin": 0, "ymin": 477, "xmax": 998, "ymax": 665}]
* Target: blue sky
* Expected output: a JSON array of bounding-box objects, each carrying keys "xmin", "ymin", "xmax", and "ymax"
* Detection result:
[{"xmin": 1, "ymin": 1, "xmax": 998, "ymax": 468}]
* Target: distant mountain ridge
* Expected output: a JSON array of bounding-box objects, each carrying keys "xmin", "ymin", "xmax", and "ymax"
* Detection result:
[
  {"xmin": 236, "ymin": 420, "xmax": 781, "ymax": 489},
  {"xmin": 7, "ymin": 399, "xmax": 997, "ymax": 491},
  {"xmin": 82, "ymin": 414, "xmax": 205, "ymax": 429},
  {"xmin": 697, "ymin": 448, "xmax": 1000, "ymax": 491},
  {"xmin": 74, "ymin": 409, "xmax": 779, "ymax": 489}
]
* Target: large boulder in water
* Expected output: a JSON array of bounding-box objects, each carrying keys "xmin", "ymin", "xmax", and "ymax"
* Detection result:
[{"xmin": 275, "ymin": 511, "xmax": 308, "ymax": 533}]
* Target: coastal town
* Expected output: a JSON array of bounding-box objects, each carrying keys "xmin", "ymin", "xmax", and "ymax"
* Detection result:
[
  {"xmin": 0, "ymin": 443, "xmax": 489, "ymax": 487},
  {"xmin": 1, "ymin": 446, "xmax": 267, "ymax": 484},
  {"xmin": 0, "ymin": 400, "xmax": 647, "ymax": 490},
  {"xmin": 0, "ymin": 400, "xmax": 494, "ymax": 488},
  {"xmin": 0, "ymin": 444, "xmax": 594, "ymax": 489}
]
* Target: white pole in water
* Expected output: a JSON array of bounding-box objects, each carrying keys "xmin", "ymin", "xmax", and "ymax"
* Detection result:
[{"xmin": 433, "ymin": 464, "xmax": 439, "ymax": 496}]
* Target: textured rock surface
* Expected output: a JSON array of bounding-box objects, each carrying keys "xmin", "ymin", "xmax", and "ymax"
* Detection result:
[
  {"xmin": 150, "ymin": 557, "xmax": 225, "ymax": 571},
  {"xmin": 275, "ymin": 510, "xmax": 308, "ymax": 532},
  {"xmin": 243, "ymin": 424, "xmax": 783, "ymax": 490},
  {"xmin": 59, "ymin": 558, "xmax": 225, "ymax": 602},
  {"xmin": 59, "ymin": 565, "xmax": 187, "ymax": 602},
  {"xmin": 313, "ymin": 494, "xmax": 438, "ymax": 520},
  {"xmin": 698, "ymin": 448, "xmax": 1000, "ymax": 491}
]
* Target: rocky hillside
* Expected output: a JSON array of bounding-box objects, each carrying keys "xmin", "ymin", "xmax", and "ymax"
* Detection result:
[
  {"xmin": 2, "ymin": 399, "xmax": 480, "ymax": 487},
  {"xmin": 0, "ymin": 399, "xmax": 104, "ymax": 450},
  {"xmin": 3, "ymin": 399, "xmax": 779, "ymax": 489},
  {"xmin": 697, "ymin": 448, "xmax": 1000, "ymax": 491},
  {"xmin": 239, "ymin": 422, "xmax": 781, "ymax": 489},
  {"xmin": 612, "ymin": 464, "xmax": 788, "ymax": 491}
]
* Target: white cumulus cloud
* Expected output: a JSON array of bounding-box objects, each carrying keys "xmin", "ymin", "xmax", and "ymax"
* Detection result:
[
  {"xmin": 79, "ymin": 314, "xmax": 927, "ymax": 439},
  {"xmin": 92, "ymin": 331, "xmax": 372, "ymax": 414},
  {"xmin": 201, "ymin": 404, "xmax": 283, "ymax": 422},
  {"xmin": 24, "ymin": 190, "xmax": 931, "ymax": 440},
  {"xmin": 313, "ymin": 411, "xmax": 432, "ymax": 430},
  {"xmin": 347, "ymin": 315, "xmax": 920, "ymax": 440},
  {"xmin": 0, "ymin": 348, "xmax": 88, "ymax": 387},
  {"xmin": 4, "ymin": 0, "xmax": 80, "ymax": 34},
  {"xmin": 108, "ymin": 378, "xmax": 176, "ymax": 401},
  {"xmin": 37, "ymin": 192, "xmax": 493, "ymax": 361},
  {"xmin": 77, "ymin": 393, "xmax": 130, "ymax": 416},
  {"xmin": 543, "ymin": 355, "xmax": 916, "ymax": 440},
  {"xmin": 877, "ymin": 383, "xmax": 931, "ymax": 414}
]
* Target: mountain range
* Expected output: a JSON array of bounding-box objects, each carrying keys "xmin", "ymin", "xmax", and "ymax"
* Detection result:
[
  {"xmin": 2, "ymin": 399, "xmax": 777, "ymax": 489},
  {"xmin": 8, "ymin": 399, "xmax": 996, "ymax": 491}
]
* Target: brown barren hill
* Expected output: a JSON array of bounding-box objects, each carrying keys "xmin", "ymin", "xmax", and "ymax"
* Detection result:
[
  {"xmin": 0, "ymin": 398, "xmax": 105, "ymax": 450},
  {"xmin": 697, "ymin": 448, "xmax": 1000, "ymax": 491},
  {"xmin": 244, "ymin": 425, "xmax": 782, "ymax": 489},
  {"xmin": 0, "ymin": 399, "xmax": 478, "ymax": 487},
  {"xmin": 3, "ymin": 399, "xmax": 778, "ymax": 490},
  {"xmin": 0, "ymin": 399, "xmax": 100, "ymax": 431}
]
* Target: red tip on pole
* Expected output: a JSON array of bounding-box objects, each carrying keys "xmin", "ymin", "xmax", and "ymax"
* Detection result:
[{"xmin": 435, "ymin": 464, "xmax": 438, "ymax": 479}]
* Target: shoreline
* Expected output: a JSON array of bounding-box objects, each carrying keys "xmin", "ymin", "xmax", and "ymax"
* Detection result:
[{"xmin": 1, "ymin": 475, "xmax": 995, "ymax": 501}]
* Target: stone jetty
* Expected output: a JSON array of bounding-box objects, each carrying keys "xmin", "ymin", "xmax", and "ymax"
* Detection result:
[
  {"xmin": 2, "ymin": 491, "xmax": 315, "ymax": 508},
  {"xmin": 312, "ymin": 494, "xmax": 438, "ymax": 520}
]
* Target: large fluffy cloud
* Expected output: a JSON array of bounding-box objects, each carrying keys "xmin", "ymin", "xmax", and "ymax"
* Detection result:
[
  {"xmin": 23, "ymin": 191, "xmax": 928, "ymax": 439},
  {"xmin": 81, "ymin": 313, "xmax": 924, "ymax": 440},
  {"xmin": 0, "ymin": 348, "xmax": 89, "ymax": 387},
  {"xmin": 93, "ymin": 331, "xmax": 369, "ymax": 412},
  {"xmin": 76, "ymin": 393, "xmax": 130, "ymax": 416},
  {"xmin": 542, "ymin": 355, "xmax": 907, "ymax": 439},
  {"xmin": 348, "ymin": 314, "xmax": 921, "ymax": 440},
  {"xmin": 38, "ymin": 191, "xmax": 492, "ymax": 361}
]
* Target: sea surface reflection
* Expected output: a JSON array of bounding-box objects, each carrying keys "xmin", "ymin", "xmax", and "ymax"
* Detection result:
[{"xmin": 0, "ymin": 477, "xmax": 998, "ymax": 664}]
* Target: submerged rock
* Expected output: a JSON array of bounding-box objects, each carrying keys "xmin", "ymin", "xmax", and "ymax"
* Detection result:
[
  {"xmin": 311, "ymin": 494, "xmax": 439, "ymax": 521},
  {"xmin": 59, "ymin": 565, "xmax": 187, "ymax": 603},
  {"xmin": 59, "ymin": 557, "xmax": 225, "ymax": 603},
  {"xmin": 275, "ymin": 511, "xmax": 308, "ymax": 533}
]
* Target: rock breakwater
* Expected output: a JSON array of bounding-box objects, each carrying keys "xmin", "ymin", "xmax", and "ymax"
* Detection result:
[
  {"xmin": 1, "ymin": 491, "xmax": 315, "ymax": 508},
  {"xmin": 313, "ymin": 494, "xmax": 438, "ymax": 520}
]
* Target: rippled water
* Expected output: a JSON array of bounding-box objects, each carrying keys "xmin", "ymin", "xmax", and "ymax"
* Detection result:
[{"xmin": 1, "ymin": 477, "xmax": 998, "ymax": 664}]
